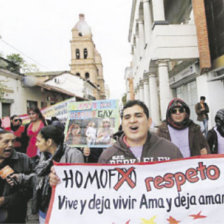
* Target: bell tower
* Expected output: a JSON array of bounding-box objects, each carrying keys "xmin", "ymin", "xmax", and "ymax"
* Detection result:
[{"xmin": 70, "ymin": 14, "xmax": 106, "ymax": 99}]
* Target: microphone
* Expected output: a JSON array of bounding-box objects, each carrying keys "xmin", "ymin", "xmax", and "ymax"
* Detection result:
[{"xmin": 0, "ymin": 165, "xmax": 19, "ymax": 185}]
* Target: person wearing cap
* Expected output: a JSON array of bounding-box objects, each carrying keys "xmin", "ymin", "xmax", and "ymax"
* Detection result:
[
  {"xmin": 207, "ymin": 109, "xmax": 224, "ymax": 154},
  {"xmin": 195, "ymin": 96, "xmax": 209, "ymax": 137},
  {"xmin": 157, "ymin": 98, "xmax": 210, "ymax": 158}
]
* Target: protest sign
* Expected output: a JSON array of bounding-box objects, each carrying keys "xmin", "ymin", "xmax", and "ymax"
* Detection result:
[
  {"xmin": 64, "ymin": 99, "xmax": 120, "ymax": 148},
  {"xmin": 46, "ymin": 155, "xmax": 224, "ymax": 224},
  {"xmin": 18, "ymin": 97, "xmax": 76, "ymax": 125},
  {"xmin": 1, "ymin": 116, "xmax": 10, "ymax": 128},
  {"xmin": 20, "ymin": 114, "xmax": 30, "ymax": 125},
  {"xmin": 41, "ymin": 97, "xmax": 76, "ymax": 123}
]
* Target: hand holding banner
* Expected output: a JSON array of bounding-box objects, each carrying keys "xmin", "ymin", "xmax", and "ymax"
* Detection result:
[{"xmin": 46, "ymin": 155, "xmax": 224, "ymax": 224}]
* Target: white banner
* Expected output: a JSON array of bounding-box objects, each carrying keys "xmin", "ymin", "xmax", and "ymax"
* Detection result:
[{"xmin": 46, "ymin": 155, "xmax": 224, "ymax": 224}]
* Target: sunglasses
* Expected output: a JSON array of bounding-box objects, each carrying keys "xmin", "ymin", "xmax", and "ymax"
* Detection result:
[
  {"xmin": 171, "ymin": 107, "xmax": 185, "ymax": 114},
  {"xmin": 13, "ymin": 119, "xmax": 21, "ymax": 122}
]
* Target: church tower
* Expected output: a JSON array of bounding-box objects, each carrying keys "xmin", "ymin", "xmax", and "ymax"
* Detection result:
[{"xmin": 70, "ymin": 14, "xmax": 106, "ymax": 99}]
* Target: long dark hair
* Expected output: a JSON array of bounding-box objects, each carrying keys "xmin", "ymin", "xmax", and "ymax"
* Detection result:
[
  {"xmin": 28, "ymin": 106, "xmax": 47, "ymax": 125},
  {"xmin": 39, "ymin": 125, "xmax": 64, "ymax": 146}
]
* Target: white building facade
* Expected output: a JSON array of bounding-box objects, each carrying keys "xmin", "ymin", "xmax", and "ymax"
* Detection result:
[
  {"xmin": 125, "ymin": 0, "xmax": 224, "ymax": 128},
  {"xmin": 45, "ymin": 72, "xmax": 97, "ymax": 100},
  {"xmin": 0, "ymin": 68, "xmax": 74, "ymax": 117}
]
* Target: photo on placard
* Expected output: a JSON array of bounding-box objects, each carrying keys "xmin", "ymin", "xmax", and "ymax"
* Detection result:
[
  {"xmin": 64, "ymin": 99, "xmax": 120, "ymax": 148},
  {"xmin": 65, "ymin": 119, "xmax": 87, "ymax": 146}
]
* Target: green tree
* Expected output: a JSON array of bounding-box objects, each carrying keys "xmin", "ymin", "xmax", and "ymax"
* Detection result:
[
  {"xmin": 7, "ymin": 53, "xmax": 24, "ymax": 65},
  {"xmin": 6, "ymin": 53, "xmax": 24, "ymax": 73},
  {"xmin": 6, "ymin": 53, "xmax": 39, "ymax": 73}
]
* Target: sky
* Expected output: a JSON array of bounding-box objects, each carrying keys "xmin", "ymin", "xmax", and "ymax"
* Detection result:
[{"xmin": 0, "ymin": 0, "xmax": 132, "ymax": 100}]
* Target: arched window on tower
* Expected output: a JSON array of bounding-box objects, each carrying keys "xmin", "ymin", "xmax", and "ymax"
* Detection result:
[
  {"xmin": 84, "ymin": 48, "xmax": 88, "ymax": 59},
  {"xmin": 76, "ymin": 73, "xmax": 80, "ymax": 77},
  {"xmin": 76, "ymin": 49, "xmax": 80, "ymax": 59},
  {"xmin": 85, "ymin": 72, "xmax": 90, "ymax": 79}
]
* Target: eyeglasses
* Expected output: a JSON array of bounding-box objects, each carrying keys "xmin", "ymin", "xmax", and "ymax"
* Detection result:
[{"xmin": 171, "ymin": 107, "xmax": 185, "ymax": 114}]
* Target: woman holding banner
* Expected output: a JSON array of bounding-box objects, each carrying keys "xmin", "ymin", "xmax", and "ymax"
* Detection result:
[{"xmin": 33, "ymin": 125, "xmax": 84, "ymax": 223}]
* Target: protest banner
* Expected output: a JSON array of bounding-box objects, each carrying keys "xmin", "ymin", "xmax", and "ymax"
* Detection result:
[
  {"xmin": 64, "ymin": 99, "xmax": 120, "ymax": 148},
  {"xmin": 46, "ymin": 155, "xmax": 224, "ymax": 224},
  {"xmin": 20, "ymin": 114, "xmax": 30, "ymax": 125},
  {"xmin": 41, "ymin": 97, "xmax": 76, "ymax": 123},
  {"xmin": 17, "ymin": 97, "xmax": 76, "ymax": 126},
  {"xmin": 1, "ymin": 116, "xmax": 10, "ymax": 128}
]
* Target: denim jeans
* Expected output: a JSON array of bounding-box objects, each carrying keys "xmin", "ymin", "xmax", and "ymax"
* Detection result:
[
  {"xmin": 200, "ymin": 119, "xmax": 208, "ymax": 137},
  {"xmin": 39, "ymin": 210, "xmax": 46, "ymax": 224}
]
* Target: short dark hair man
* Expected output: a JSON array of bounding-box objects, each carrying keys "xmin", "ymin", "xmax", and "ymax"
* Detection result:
[
  {"xmin": 0, "ymin": 130, "xmax": 33, "ymax": 223},
  {"xmin": 98, "ymin": 100, "xmax": 183, "ymax": 164},
  {"xmin": 5, "ymin": 115, "xmax": 27, "ymax": 153},
  {"xmin": 195, "ymin": 96, "xmax": 209, "ymax": 137}
]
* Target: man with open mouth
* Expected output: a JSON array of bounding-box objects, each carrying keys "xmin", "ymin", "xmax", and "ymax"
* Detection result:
[
  {"xmin": 0, "ymin": 129, "xmax": 33, "ymax": 223},
  {"xmin": 98, "ymin": 100, "xmax": 183, "ymax": 164}
]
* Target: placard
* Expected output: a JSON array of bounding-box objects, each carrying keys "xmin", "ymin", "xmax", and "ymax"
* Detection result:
[
  {"xmin": 46, "ymin": 155, "xmax": 224, "ymax": 224},
  {"xmin": 64, "ymin": 99, "xmax": 120, "ymax": 148}
]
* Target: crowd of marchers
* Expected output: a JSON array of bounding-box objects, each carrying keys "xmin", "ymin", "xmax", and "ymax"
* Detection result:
[{"xmin": 0, "ymin": 97, "xmax": 224, "ymax": 224}]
